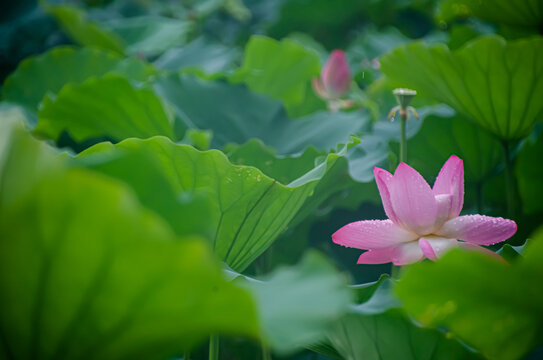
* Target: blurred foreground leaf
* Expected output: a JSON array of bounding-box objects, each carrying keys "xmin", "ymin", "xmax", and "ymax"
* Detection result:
[
  {"xmin": 227, "ymin": 251, "xmax": 352, "ymax": 354},
  {"xmin": 0, "ymin": 122, "xmax": 258, "ymax": 360},
  {"xmin": 381, "ymin": 36, "xmax": 543, "ymax": 140},
  {"xmin": 396, "ymin": 233, "xmax": 543, "ymax": 360}
]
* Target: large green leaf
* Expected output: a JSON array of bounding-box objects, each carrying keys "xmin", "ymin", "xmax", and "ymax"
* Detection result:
[
  {"xmin": 76, "ymin": 136, "xmax": 355, "ymax": 272},
  {"xmin": 311, "ymin": 278, "xmax": 481, "ymax": 360},
  {"xmin": 230, "ymin": 35, "xmax": 322, "ymax": 117},
  {"xmin": 516, "ymin": 130, "xmax": 543, "ymax": 214},
  {"xmin": 395, "ymin": 232, "xmax": 543, "ymax": 360},
  {"xmin": 381, "ymin": 36, "xmax": 543, "ymax": 140},
  {"xmin": 0, "ymin": 122, "xmax": 258, "ymax": 360},
  {"xmin": 153, "ymin": 73, "xmax": 371, "ymax": 154},
  {"xmin": 2, "ymin": 46, "xmax": 154, "ymax": 117},
  {"xmin": 226, "ymin": 251, "xmax": 352, "ymax": 354},
  {"xmin": 44, "ymin": 4, "xmax": 125, "ymax": 54},
  {"xmin": 36, "ymin": 74, "xmax": 175, "ymax": 143},
  {"xmin": 439, "ymin": 0, "xmax": 543, "ymax": 28}
]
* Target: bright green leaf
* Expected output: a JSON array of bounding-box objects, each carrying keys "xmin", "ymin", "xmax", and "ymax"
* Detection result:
[
  {"xmin": 381, "ymin": 36, "xmax": 543, "ymax": 140},
  {"xmin": 231, "ymin": 36, "xmax": 321, "ymax": 117},
  {"xmin": 36, "ymin": 74, "xmax": 175, "ymax": 143}
]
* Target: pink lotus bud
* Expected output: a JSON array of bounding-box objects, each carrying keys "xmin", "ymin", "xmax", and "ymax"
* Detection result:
[{"xmin": 313, "ymin": 50, "xmax": 351, "ymax": 100}]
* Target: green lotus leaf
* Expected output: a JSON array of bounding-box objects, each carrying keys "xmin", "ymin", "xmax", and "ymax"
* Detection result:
[
  {"xmin": 36, "ymin": 74, "xmax": 175, "ymax": 143},
  {"xmin": 381, "ymin": 36, "xmax": 543, "ymax": 140},
  {"xmin": 2, "ymin": 46, "xmax": 154, "ymax": 118},
  {"xmin": 76, "ymin": 136, "xmax": 354, "ymax": 272},
  {"xmin": 225, "ymin": 137, "xmax": 385, "ymax": 226},
  {"xmin": 0, "ymin": 121, "xmax": 258, "ymax": 360},
  {"xmin": 230, "ymin": 35, "xmax": 322, "ymax": 117},
  {"xmin": 395, "ymin": 231, "xmax": 543, "ymax": 360}
]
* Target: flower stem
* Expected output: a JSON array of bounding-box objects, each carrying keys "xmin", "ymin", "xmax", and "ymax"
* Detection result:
[
  {"xmin": 502, "ymin": 141, "xmax": 516, "ymax": 218},
  {"xmin": 391, "ymin": 111, "xmax": 408, "ymax": 279},
  {"xmin": 209, "ymin": 335, "xmax": 219, "ymax": 360},
  {"xmin": 399, "ymin": 112, "xmax": 407, "ymax": 163},
  {"xmin": 261, "ymin": 343, "xmax": 272, "ymax": 360},
  {"xmin": 184, "ymin": 351, "xmax": 190, "ymax": 360},
  {"xmin": 391, "ymin": 263, "xmax": 401, "ymax": 278}
]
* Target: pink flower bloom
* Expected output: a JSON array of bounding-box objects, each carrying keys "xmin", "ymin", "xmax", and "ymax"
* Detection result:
[
  {"xmin": 312, "ymin": 50, "xmax": 351, "ymax": 101},
  {"xmin": 332, "ymin": 156, "xmax": 517, "ymax": 265}
]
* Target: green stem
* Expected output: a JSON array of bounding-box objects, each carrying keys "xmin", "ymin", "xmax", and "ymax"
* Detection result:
[
  {"xmin": 391, "ymin": 111, "xmax": 408, "ymax": 278},
  {"xmin": 261, "ymin": 343, "xmax": 272, "ymax": 360},
  {"xmin": 209, "ymin": 335, "xmax": 219, "ymax": 360},
  {"xmin": 390, "ymin": 263, "xmax": 401, "ymax": 279},
  {"xmin": 502, "ymin": 141, "xmax": 516, "ymax": 219},
  {"xmin": 184, "ymin": 351, "xmax": 190, "ymax": 360},
  {"xmin": 257, "ymin": 251, "xmax": 273, "ymax": 360},
  {"xmin": 399, "ymin": 112, "xmax": 407, "ymax": 163}
]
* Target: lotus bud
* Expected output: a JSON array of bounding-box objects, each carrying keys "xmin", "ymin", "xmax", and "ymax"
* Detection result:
[{"xmin": 313, "ymin": 50, "xmax": 352, "ymax": 101}]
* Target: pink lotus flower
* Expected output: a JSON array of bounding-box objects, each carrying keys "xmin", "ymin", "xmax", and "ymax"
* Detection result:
[
  {"xmin": 312, "ymin": 50, "xmax": 351, "ymax": 101},
  {"xmin": 332, "ymin": 156, "xmax": 517, "ymax": 265}
]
